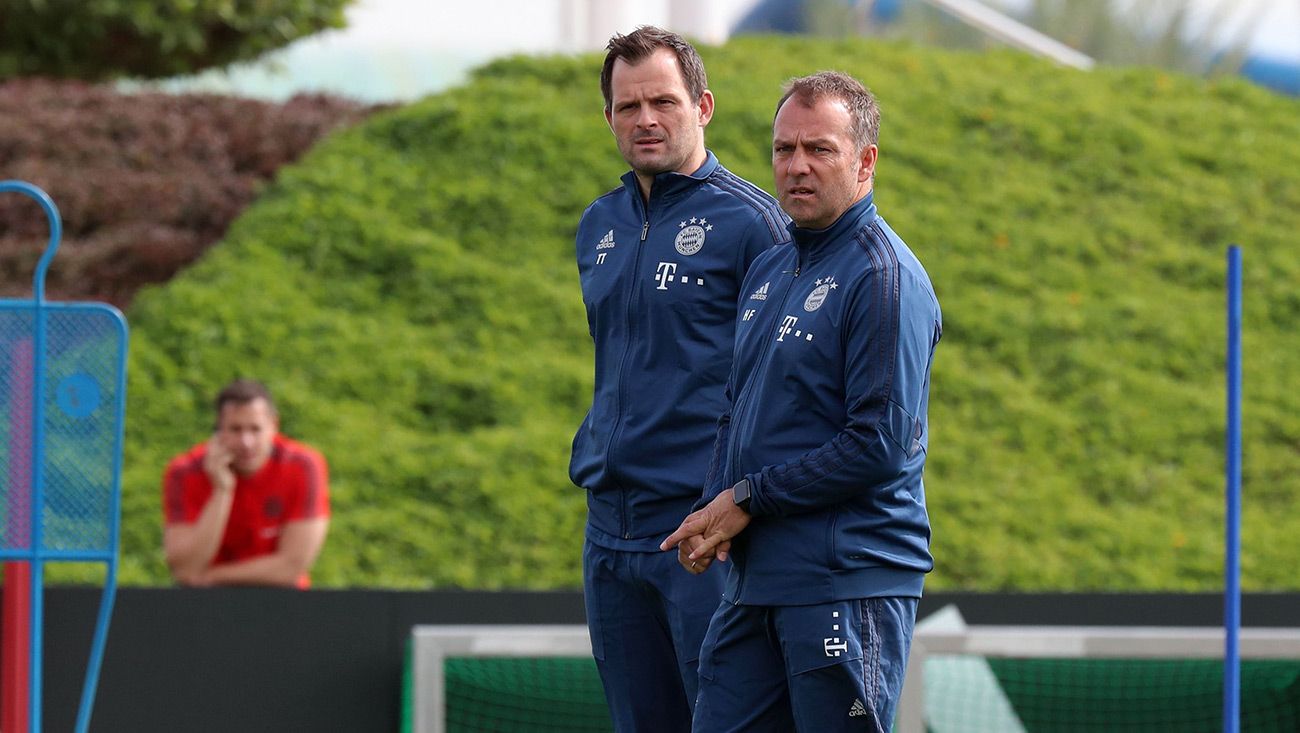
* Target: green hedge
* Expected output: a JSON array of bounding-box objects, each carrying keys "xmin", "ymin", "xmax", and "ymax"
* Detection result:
[
  {"xmin": 0, "ymin": 0, "xmax": 352, "ymax": 81},
  {"xmin": 109, "ymin": 37, "xmax": 1300, "ymax": 590}
]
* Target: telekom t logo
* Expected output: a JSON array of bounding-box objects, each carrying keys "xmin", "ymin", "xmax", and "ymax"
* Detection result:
[
  {"xmin": 654, "ymin": 262, "xmax": 678, "ymax": 290},
  {"xmin": 824, "ymin": 609, "xmax": 847, "ymax": 657},
  {"xmin": 777, "ymin": 315, "xmax": 798, "ymax": 341}
]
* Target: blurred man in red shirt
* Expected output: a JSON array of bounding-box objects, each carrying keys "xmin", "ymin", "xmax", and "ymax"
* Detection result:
[{"xmin": 163, "ymin": 379, "xmax": 329, "ymax": 588}]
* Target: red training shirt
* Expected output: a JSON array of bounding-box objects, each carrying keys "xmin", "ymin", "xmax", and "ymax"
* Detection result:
[{"xmin": 163, "ymin": 434, "xmax": 329, "ymax": 588}]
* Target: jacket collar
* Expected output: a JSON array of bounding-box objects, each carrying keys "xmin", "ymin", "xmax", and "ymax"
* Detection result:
[
  {"xmin": 620, "ymin": 150, "xmax": 719, "ymax": 204},
  {"xmin": 788, "ymin": 192, "xmax": 877, "ymax": 259}
]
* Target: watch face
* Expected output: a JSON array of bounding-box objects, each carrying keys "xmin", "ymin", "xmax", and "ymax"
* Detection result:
[{"xmin": 734, "ymin": 479, "xmax": 750, "ymax": 506}]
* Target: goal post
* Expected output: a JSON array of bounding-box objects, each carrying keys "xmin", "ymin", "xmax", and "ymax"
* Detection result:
[
  {"xmin": 409, "ymin": 621, "xmax": 1300, "ymax": 733},
  {"xmin": 409, "ymin": 625, "xmax": 594, "ymax": 733},
  {"xmin": 897, "ymin": 625, "xmax": 1300, "ymax": 733}
]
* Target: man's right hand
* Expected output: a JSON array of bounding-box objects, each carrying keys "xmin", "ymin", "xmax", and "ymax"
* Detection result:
[
  {"xmin": 202, "ymin": 435, "xmax": 236, "ymax": 494},
  {"xmin": 660, "ymin": 489, "xmax": 751, "ymax": 562}
]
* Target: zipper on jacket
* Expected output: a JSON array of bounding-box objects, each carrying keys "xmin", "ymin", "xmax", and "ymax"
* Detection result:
[
  {"xmin": 731, "ymin": 248, "xmax": 807, "ymax": 462},
  {"xmin": 728, "ymin": 266, "xmax": 801, "ymax": 468},
  {"xmin": 604, "ymin": 197, "xmax": 651, "ymax": 539},
  {"xmin": 724, "ymin": 251, "xmax": 803, "ymax": 596},
  {"xmin": 728, "ymin": 249, "xmax": 805, "ymax": 460},
  {"xmin": 625, "ymin": 215, "xmax": 649, "ymax": 537}
]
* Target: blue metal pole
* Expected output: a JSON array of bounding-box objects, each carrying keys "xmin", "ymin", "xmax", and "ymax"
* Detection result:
[
  {"xmin": 29, "ymin": 559, "xmax": 42, "ymax": 733},
  {"xmin": 75, "ymin": 564, "xmax": 116, "ymax": 733},
  {"xmin": 1224, "ymin": 245, "xmax": 1242, "ymax": 733},
  {"xmin": 76, "ymin": 308, "xmax": 129, "ymax": 733},
  {"xmin": 30, "ymin": 300, "xmax": 46, "ymax": 733},
  {"xmin": 0, "ymin": 179, "xmax": 63, "ymax": 733},
  {"xmin": 29, "ymin": 180, "xmax": 59, "ymax": 733}
]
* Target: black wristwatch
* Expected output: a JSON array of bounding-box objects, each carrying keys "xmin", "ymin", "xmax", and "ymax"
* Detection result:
[{"xmin": 731, "ymin": 478, "xmax": 752, "ymax": 514}]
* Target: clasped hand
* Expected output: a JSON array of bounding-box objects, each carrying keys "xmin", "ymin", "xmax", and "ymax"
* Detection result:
[{"xmin": 660, "ymin": 488, "xmax": 752, "ymax": 575}]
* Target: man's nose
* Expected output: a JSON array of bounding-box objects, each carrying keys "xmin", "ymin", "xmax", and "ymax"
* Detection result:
[
  {"xmin": 635, "ymin": 104, "xmax": 658, "ymax": 129},
  {"xmin": 785, "ymin": 148, "xmax": 812, "ymax": 175}
]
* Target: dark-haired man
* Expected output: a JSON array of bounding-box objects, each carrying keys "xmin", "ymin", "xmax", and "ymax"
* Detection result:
[
  {"xmin": 663, "ymin": 71, "xmax": 942, "ymax": 732},
  {"xmin": 163, "ymin": 379, "xmax": 329, "ymax": 589},
  {"xmin": 570, "ymin": 25, "xmax": 789, "ymax": 732}
]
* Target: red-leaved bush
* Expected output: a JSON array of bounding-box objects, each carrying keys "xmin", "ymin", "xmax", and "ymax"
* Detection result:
[{"xmin": 0, "ymin": 78, "xmax": 376, "ymax": 306}]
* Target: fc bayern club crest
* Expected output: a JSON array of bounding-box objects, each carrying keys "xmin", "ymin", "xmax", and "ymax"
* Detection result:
[
  {"xmin": 804, "ymin": 275, "xmax": 838, "ymax": 312},
  {"xmin": 675, "ymin": 216, "xmax": 712, "ymax": 256}
]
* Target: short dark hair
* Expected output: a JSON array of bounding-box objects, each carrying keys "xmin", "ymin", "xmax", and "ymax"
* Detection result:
[
  {"xmin": 776, "ymin": 71, "xmax": 880, "ymax": 151},
  {"xmin": 600, "ymin": 25, "xmax": 707, "ymax": 111},
  {"xmin": 215, "ymin": 379, "xmax": 276, "ymax": 417}
]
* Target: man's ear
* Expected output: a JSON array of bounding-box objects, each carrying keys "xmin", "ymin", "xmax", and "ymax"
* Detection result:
[
  {"xmin": 858, "ymin": 144, "xmax": 878, "ymax": 183},
  {"xmin": 697, "ymin": 89, "xmax": 715, "ymax": 128}
]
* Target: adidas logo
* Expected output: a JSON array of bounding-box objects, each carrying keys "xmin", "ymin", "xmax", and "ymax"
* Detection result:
[
  {"xmin": 848, "ymin": 698, "xmax": 867, "ymax": 718},
  {"xmin": 596, "ymin": 229, "xmax": 617, "ymax": 250},
  {"xmin": 749, "ymin": 281, "xmax": 770, "ymax": 301}
]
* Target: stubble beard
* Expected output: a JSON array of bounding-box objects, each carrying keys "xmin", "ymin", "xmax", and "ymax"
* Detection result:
[{"xmin": 621, "ymin": 133, "xmax": 696, "ymax": 179}]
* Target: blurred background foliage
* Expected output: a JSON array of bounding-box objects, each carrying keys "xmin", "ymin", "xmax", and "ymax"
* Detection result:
[
  {"xmin": 0, "ymin": 0, "xmax": 354, "ymax": 81},
  {"xmin": 0, "ymin": 79, "xmax": 374, "ymax": 305},
  {"xmin": 58, "ymin": 36, "xmax": 1296, "ymax": 590},
  {"xmin": 798, "ymin": 0, "xmax": 1259, "ymax": 76}
]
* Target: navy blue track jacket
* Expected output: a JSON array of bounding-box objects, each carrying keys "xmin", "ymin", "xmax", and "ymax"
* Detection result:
[
  {"xmin": 705, "ymin": 194, "xmax": 942, "ymax": 605},
  {"xmin": 570, "ymin": 151, "xmax": 790, "ymax": 551}
]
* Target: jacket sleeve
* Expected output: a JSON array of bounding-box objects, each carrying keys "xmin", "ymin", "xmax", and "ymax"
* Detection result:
[
  {"xmin": 745, "ymin": 264, "xmax": 939, "ymax": 518},
  {"xmin": 574, "ymin": 207, "xmax": 600, "ymax": 341}
]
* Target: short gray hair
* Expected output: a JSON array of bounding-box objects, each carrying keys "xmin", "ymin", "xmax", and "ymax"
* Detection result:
[{"xmin": 776, "ymin": 71, "xmax": 879, "ymax": 151}]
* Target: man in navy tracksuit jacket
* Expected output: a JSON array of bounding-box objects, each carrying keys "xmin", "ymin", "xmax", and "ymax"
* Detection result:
[
  {"xmin": 571, "ymin": 27, "xmax": 789, "ymax": 732},
  {"xmin": 663, "ymin": 72, "xmax": 942, "ymax": 732}
]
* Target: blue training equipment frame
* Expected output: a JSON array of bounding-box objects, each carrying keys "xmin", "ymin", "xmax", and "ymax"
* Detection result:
[
  {"xmin": 1223, "ymin": 245, "xmax": 1242, "ymax": 733},
  {"xmin": 0, "ymin": 180, "xmax": 128, "ymax": 733}
]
